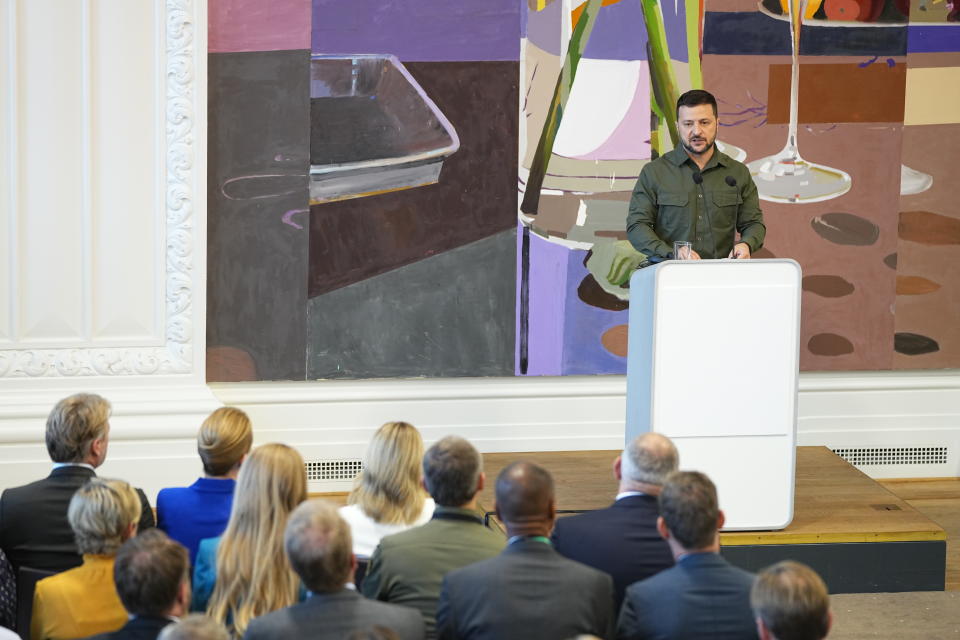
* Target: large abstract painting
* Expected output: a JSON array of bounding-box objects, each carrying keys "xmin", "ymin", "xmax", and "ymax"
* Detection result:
[{"xmin": 206, "ymin": 0, "xmax": 960, "ymax": 381}]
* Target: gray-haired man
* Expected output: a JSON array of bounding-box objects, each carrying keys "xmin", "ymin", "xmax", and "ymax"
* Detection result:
[{"xmin": 552, "ymin": 432, "xmax": 678, "ymax": 610}]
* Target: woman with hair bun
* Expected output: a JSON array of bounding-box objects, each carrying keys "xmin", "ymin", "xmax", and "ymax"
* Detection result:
[
  {"xmin": 340, "ymin": 421, "xmax": 435, "ymax": 558},
  {"xmin": 157, "ymin": 406, "xmax": 253, "ymax": 565}
]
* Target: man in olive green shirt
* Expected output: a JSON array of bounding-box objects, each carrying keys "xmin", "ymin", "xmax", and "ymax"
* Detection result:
[
  {"xmin": 627, "ymin": 89, "xmax": 765, "ymax": 260},
  {"xmin": 362, "ymin": 436, "xmax": 505, "ymax": 639}
]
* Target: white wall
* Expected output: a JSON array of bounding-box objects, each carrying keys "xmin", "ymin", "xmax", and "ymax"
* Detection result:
[{"xmin": 1, "ymin": 1, "xmax": 957, "ymax": 505}]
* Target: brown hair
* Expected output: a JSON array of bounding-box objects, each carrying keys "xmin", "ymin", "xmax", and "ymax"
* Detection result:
[
  {"xmin": 751, "ymin": 561, "xmax": 830, "ymax": 640},
  {"xmin": 284, "ymin": 500, "xmax": 353, "ymax": 594},
  {"xmin": 114, "ymin": 529, "xmax": 189, "ymax": 617},
  {"xmin": 45, "ymin": 393, "xmax": 110, "ymax": 463},
  {"xmin": 658, "ymin": 471, "xmax": 719, "ymax": 550},
  {"xmin": 198, "ymin": 407, "xmax": 253, "ymax": 476},
  {"xmin": 348, "ymin": 422, "xmax": 426, "ymax": 525},
  {"xmin": 422, "ymin": 436, "xmax": 482, "ymax": 507}
]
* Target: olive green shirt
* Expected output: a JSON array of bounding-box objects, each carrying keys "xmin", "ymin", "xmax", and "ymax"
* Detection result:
[
  {"xmin": 362, "ymin": 506, "xmax": 506, "ymax": 639},
  {"xmin": 627, "ymin": 145, "xmax": 765, "ymax": 259}
]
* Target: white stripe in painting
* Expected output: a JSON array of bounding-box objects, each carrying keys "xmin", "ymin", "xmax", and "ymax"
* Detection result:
[{"xmin": 552, "ymin": 59, "xmax": 641, "ymax": 159}]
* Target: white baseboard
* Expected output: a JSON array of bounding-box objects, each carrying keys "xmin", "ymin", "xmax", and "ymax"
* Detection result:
[{"xmin": 0, "ymin": 371, "xmax": 957, "ymax": 501}]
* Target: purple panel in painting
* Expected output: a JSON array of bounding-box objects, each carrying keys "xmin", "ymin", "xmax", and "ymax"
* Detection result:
[
  {"xmin": 525, "ymin": 0, "xmax": 564, "ymax": 56},
  {"xmin": 312, "ymin": 0, "xmax": 521, "ymax": 61},
  {"xmin": 907, "ymin": 25, "xmax": 960, "ymax": 53},
  {"xmin": 582, "ymin": 0, "xmax": 688, "ymax": 62},
  {"xmin": 517, "ymin": 227, "xmax": 568, "ymax": 376},
  {"xmin": 560, "ymin": 250, "xmax": 628, "ymax": 375},
  {"xmin": 209, "ymin": 0, "xmax": 311, "ymax": 53}
]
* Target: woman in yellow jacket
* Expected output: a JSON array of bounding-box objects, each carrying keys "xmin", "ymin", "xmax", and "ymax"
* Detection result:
[{"xmin": 31, "ymin": 478, "xmax": 141, "ymax": 640}]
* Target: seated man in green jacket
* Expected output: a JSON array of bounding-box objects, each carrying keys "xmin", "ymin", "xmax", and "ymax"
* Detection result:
[{"xmin": 362, "ymin": 436, "xmax": 505, "ymax": 639}]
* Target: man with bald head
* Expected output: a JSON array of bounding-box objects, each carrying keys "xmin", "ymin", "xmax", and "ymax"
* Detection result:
[
  {"xmin": 552, "ymin": 433, "xmax": 677, "ymax": 610},
  {"xmin": 437, "ymin": 462, "xmax": 614, "ymax": 640}
]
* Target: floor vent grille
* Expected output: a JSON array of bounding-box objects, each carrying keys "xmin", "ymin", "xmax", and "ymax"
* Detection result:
[
  {"xmin": 305, "ymin": 459, "xmax": 363, "ymax": 482},
  {"xmin": 832, "ymin": 447, "xmax": 948, "ymax": 466}
]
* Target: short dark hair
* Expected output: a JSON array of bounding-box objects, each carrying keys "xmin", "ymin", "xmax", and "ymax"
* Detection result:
[
  {"xmin": 423, "ymin": 436, "xmax": 482, "ymax": 507},
  {"xmin": 676, "ymin": 89, "xmax": 718, "ymax": 118},
  {"xmin": 114, "ymin": 529, "xmax": 189, "ymax": 616},
  {"xmin": 284, "ymin": 500, "xmax": 352, "ymax": 594},
  {"xmin": 495, "ymin": 461, "xmax": 554, "ymax": 522},
  {"xmin": 752, "ymin": 561, "xmax": 830, "ymax": 640},
  {"xmin": 658, "ymin": 471, "xmax": 719, "ymax": 549}
]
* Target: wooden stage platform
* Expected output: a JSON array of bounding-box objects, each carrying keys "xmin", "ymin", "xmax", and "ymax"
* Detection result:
[{"xmin": 477, "ymin": 447, "xmax": 946, "ymax": 593}]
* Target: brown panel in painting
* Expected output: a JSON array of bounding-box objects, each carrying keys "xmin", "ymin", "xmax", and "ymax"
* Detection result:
[
  {"xmin": 894, "ymin": 123, "xmax": 960, "ymax": 369},
  {"xmin": 767, "ymin": 62, "xmax": 907, "ymax": 124},
  {"xmin": 308, "ymin": 61, "xmax": 519, "ymax": 298}
]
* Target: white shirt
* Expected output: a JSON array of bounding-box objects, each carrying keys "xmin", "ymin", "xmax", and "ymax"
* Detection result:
[{"xmin": 339, "ymin": 498, "xmax": 435, "ymax": 558}]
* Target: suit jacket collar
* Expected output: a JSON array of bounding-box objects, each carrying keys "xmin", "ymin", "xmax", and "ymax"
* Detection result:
[
  {"xmin": 125, "ymin": 615, "xmax": 175, "ymax": 631},
  {"xmin": 307, "ymin": 588, "xmax": 361, "ymax": 604},
  {"xmin": 49, "ymin": 466, "xmax": 96, "ymax": 480},
  {"xmin": 502, "ymin": 538, "xmax": 556, "ymax": 557},
  {"xmin": 611, "ymin": 494, "xmax": 658, "ymax": 509},
  {"xmin": 677, "ymin": 552, "xmax": 727, "ymax": 569}
]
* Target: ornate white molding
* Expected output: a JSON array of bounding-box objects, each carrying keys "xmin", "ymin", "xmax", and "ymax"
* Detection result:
[{"xmin": 0, "ymin": 0, "xmax": 198, "ymax": 378}]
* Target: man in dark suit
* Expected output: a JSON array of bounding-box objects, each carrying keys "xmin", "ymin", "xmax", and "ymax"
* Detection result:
[
  {"xmin": 85, "ymin": 529, "xmax": 190, "ymax": 640},
  {"xmin": 617, "ymin": 471, "xmax": 759, "ymax": 640},
  {"xmin": 363, "ymin": 436, "xmax": 505, "ymax": 638},
  {"xmin": 552, "ymin": 432, "xmax": 677, "ymax": 609},
  {"xmin": 242, "ymin": 500, "xmax": 424, "ymax": 640},
  {"xmin": 0, "ymin": 393, "xmax": 155, "ymax": 572},
  {"xmin": 751, "ymin": 561, "xmax": 832, "ymax": 640},
  {"xmin": 437, "ymin": 461, "xmax": 615, "ymax": 640}
]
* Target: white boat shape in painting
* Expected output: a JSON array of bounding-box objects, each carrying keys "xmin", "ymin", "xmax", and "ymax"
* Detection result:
[{"xmin": 309, "ymin": 54, "xmax": 460, "ymax": 205}]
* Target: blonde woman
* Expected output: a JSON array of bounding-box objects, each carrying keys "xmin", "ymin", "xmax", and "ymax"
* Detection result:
[
  {"xmin": 192, "ymin": 443, "xmax": 307, "ymax": 636},
  {"xmin": 157, "ymin": 407, "xmax": 253, "ymax": 566},
  {"xmin": 340, "ymin": 421, "xmax": 435, "ymax": 557},
  {"xmin": 30, "ymin": 478, "xmax": 141, "ymax": 639}
]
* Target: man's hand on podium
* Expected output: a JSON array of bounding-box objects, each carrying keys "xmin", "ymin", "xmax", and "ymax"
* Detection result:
[{"xmin": 728, "ymin": 242, "xmax": 751, "ymax": 259}]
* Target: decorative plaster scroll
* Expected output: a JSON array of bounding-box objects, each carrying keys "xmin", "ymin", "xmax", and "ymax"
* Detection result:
[{"xmin": 0, "ymin": 0, "xmax": 198, "ymax": 378}]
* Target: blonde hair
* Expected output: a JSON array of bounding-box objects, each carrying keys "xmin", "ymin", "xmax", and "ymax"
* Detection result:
[
  {"xmin": 198, "ymin": 407, "xmax": 253, "ymax": 476},
  {"xmin": 46, "ymin": 393, "xmax": 111, "ymax": 462},
  {"xmin": 348, "ymin": 421, "xmax": 426, "ymax": 525},
  {"xmin": 68, "ymin": 478, "xmax": 142, "ymax": 555},
  {"xmin": 206, "ymin": 443, "xmax": 307, "ymax": 636}
]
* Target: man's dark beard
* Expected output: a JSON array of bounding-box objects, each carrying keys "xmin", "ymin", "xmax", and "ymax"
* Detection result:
[{"xmin": 681, "ymin": 137, "xmax": 715, "ymax": 157}]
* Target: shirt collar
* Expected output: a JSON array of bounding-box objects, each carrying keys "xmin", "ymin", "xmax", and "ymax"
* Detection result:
[
  {"xmin": 507, "ymin": 535, "xmax": 551, "ymax": 546},
  {"xmin": 52, "ymin": 462, "xmax": 95, "ymax": 471},
  {"xmin": 616, "ymin": 491, "xmax": 646, "ymax": 501},
  {"xmin": 665, "ymin": 144, "xmax": 728, "ymax": 170}
]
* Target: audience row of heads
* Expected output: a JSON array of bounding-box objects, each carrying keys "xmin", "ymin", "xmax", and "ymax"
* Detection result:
[{"xmin": 49, "ymin": 393, "xmax": 829, "ymax": 640}]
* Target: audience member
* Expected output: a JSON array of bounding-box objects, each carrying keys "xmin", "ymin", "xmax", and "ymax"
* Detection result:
[
  {"xmin": 0, "ymin": 548, "xmax": 14, "ymax": 631},
  {"xmin": 340, "ymin": 422, "xmax": 435, "ymax": 558},
  {"xmin": 194, "ymin": 443, "xmax": 307, "ymax": 636},
  {"xmin": 437, "ymin": 462, "xmax": 614, "ymax": 640},
  {"xmin": 84, "ymin": 529, "xmax": 190, "ymax": 640},
  {"xmin": 363, "ymin": 436, "xmax": 505, "ymax": 637},
  {"xmin": 157, "ymin": 407, "xmax": 253, "ymax": 566},
  {"xmin": 241, "ymin": 500, "xmax": 425, "ymax": 640},
  {"xmin": 156, "ymin": 614, "xmax": 229, "ymax": 640},
  {"xmin": 751, "ymin": 561, "xmax": 831, "ymax": 640},
  {"xmin": 31, "ymin": 479, "xmax": 142, "ymax": 639},
  {"xmin": 0, "ymin": 394, "xmax": 154, "ymax": 573},
  {"xmin": 552, "ymin": 433, "xmax": 676, "ymax": 609},
  {"xmin": 617, "ymin": 471, "xmax": 758, "ymax": 640}
]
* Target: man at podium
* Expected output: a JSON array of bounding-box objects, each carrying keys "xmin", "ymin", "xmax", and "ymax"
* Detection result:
[{"xmin": 626, "ymin": 89, "xmax": 765, "ymax": 261}]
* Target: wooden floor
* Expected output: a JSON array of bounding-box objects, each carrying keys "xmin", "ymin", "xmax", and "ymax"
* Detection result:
[{"xmin": 478, "ymin": 447, "xmax": 945, "ymax": 545}]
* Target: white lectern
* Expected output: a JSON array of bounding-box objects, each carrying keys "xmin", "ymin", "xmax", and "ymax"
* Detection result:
[{"xmin": 626, "ymin": 259, "xmax": 802, "ymax": 530}]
